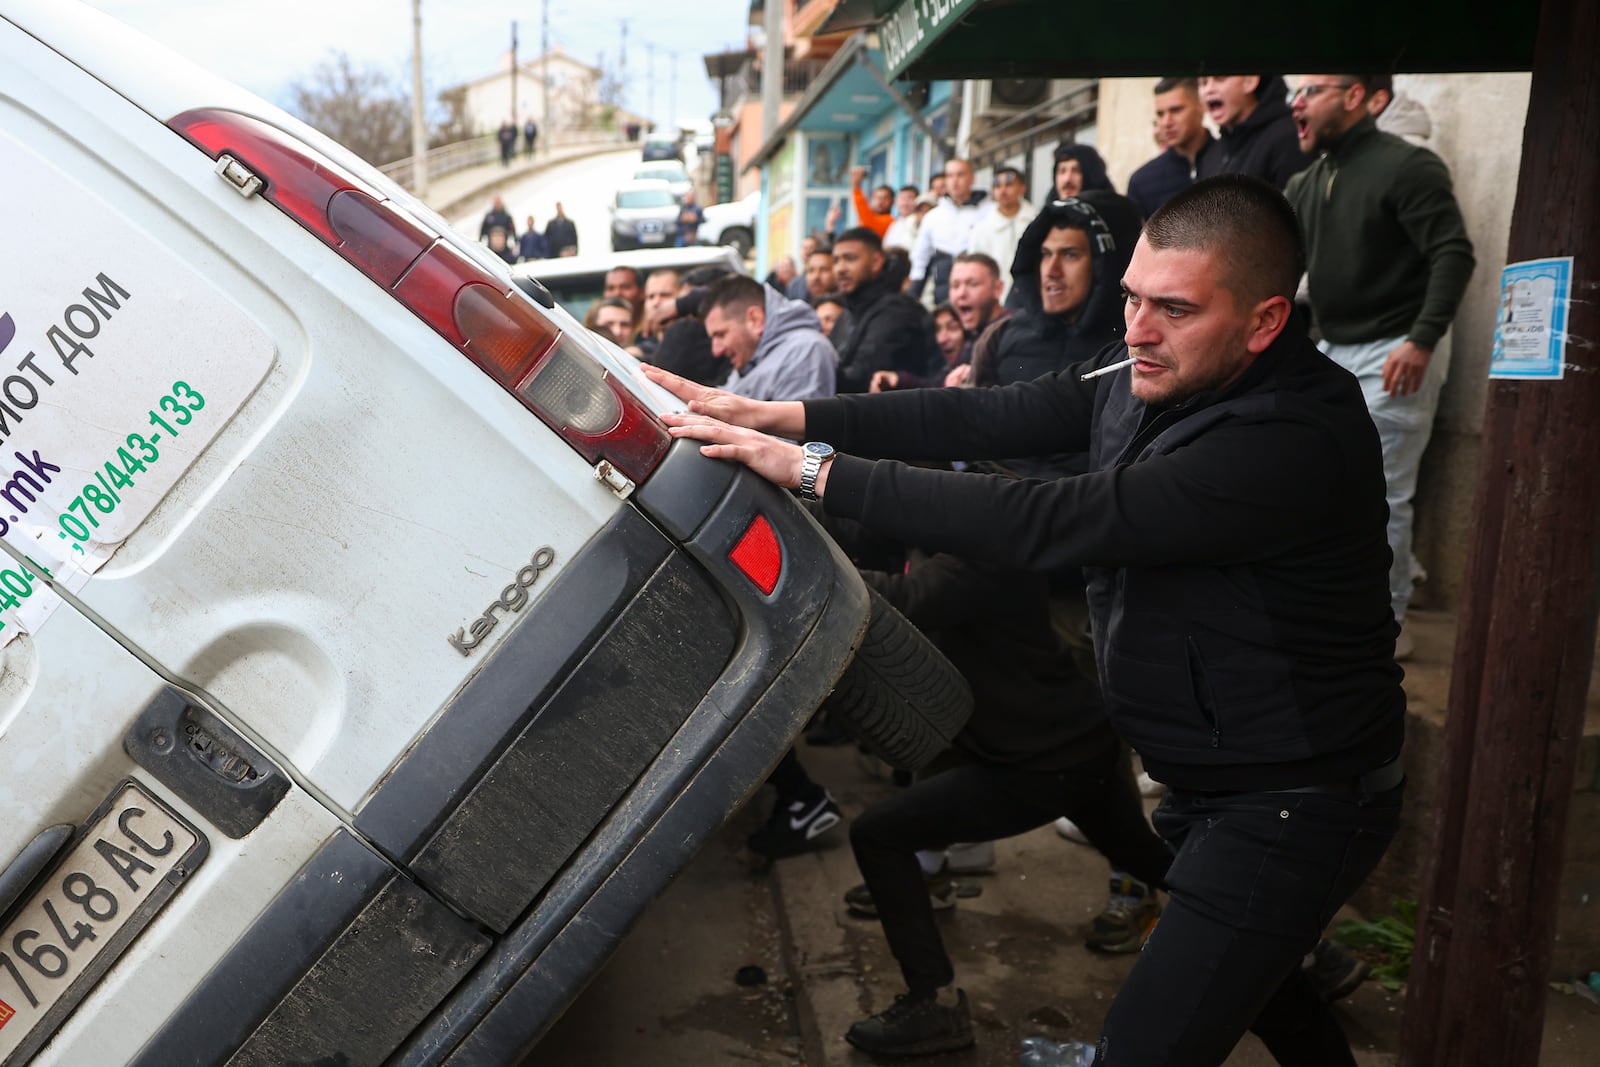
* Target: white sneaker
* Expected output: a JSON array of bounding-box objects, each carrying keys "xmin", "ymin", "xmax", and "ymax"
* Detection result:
[
  {"xmin": 1054, "ymin": 817, "xmax": 1089, "ymax": 845},
  {"xmin": 1137, "ymin": 772, "xmax": 1165, "ymax": 798}
]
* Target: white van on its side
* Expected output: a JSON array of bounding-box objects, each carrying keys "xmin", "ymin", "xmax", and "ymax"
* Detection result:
[{"xmin": 0, "ymin": 2, "xmax": 914, "ymax": 1064}]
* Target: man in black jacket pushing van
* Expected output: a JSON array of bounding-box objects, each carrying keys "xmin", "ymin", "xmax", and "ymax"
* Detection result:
[{"xmin": 646, "ymin": 175, "xmax": 1404, "ymax": 1067}]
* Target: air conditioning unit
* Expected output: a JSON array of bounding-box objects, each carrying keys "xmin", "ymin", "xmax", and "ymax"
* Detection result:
[{"xmin": 983, "ymin": 78, "xmax": 1050, "ymax": 112}]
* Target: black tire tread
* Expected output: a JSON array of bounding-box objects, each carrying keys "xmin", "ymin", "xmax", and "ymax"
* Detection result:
[{"xmin": 822, "ymin": 586, "xmax": 973, "ymax": 770}]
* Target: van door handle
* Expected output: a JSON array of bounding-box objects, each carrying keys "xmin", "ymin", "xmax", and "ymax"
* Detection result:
[{"xmin": 0, "ymin": 823, "xmax": 74, "ymax": 919}]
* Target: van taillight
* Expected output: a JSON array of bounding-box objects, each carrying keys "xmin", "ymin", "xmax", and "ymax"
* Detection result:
[{"xmin": 168, "ymin": 108, "xmax": 668, "ymax": 485}]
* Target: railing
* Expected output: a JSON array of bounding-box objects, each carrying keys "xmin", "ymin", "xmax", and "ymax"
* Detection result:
[
  {"xmin": 379, "ymin": 127, "xmax": 624, "ymax": 192},
  {"xmin": 967, "ymin": 81, "xmax": 1100, "ymax": 174}
]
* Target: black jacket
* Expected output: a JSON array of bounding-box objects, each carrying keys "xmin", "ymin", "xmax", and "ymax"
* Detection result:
[
  {"xmin": 830, "ymin": 271, "xmax": 937, "ymax": 393},
  {"xmin": 805, "ymin": 317, "xmax": 1404, "ymax": 792},
  {"xmin": 862, "ymin": 551, "xmax": 1115, "ymax": 772},
  {"xmin": 648, "ymin": 317, "xmax": 727, "ymax": 388},
  {"xmin": 1126, "ymin": 139, "xmax": 1213, "ymax": 218},
  {"xmin": 544, "ymin": 216, "xmax": 578, "ymax": 255},
  {"xmin": 1196, "ymin": 77, "xmax": 1311, "ymax": 190}
]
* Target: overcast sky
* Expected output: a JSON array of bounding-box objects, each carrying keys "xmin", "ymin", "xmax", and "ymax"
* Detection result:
[{"xmin": 87, "ymin": 0, "xmax": 752, "ymax": 130}]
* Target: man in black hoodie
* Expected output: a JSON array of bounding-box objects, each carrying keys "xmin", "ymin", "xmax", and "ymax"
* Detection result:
[
  {"xmin": 1197, "ymin": 74, "xmax": 1312, "ymax": 189},
  {"xmin": 830, "ymin": 226, "xmax": 938, "ymax": 393},
  {"xmin": 972, "ymin": 194, "xmax": 1135, "ymax": 480},
  {"xmin": 650, "ymin": 176, "xmax": 1404, "ymax": 1066}
]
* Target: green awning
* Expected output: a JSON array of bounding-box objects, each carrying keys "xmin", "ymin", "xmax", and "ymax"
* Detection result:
[{"xmin": 873, "ymin": 0, "xmax": 1540, "ymax": 81}]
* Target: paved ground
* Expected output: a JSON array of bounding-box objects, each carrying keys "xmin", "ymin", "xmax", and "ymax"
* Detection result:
[{"xmin": 771, "ymin": 739, "xmax": 1600, "ymax": 1067}]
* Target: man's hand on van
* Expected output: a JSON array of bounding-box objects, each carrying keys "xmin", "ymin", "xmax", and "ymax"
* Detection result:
[
  {"xmin": 642, "ymin": 365, "xmax": 806, "ymax": 438},
  {"xmin": 661, "ymin": 411, "xmax": 813, "ymax": 494}
]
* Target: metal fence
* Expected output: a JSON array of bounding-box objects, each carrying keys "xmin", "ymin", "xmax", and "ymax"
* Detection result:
[{"xmin": 378, "ymin": 128, "xmax": 625, "ymax": 191}]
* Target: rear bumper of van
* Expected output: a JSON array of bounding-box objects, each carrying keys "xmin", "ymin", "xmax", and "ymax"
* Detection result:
[
  {"xmin": 389, "ymin": 460, "xmax": 871, "ymax": 1064},
  {"xmin": 127, "ymin": 449, "xmax": 868, "ymax": 1066},
  {"xmin": 398, "ymin": 516, "xmax": 868, "ymax": 1063}
]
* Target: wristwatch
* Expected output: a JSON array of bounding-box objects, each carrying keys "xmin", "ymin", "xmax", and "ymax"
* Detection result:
[{"xmin": 798, "ymin": 441, "xmax": 835, "ymax": 500}]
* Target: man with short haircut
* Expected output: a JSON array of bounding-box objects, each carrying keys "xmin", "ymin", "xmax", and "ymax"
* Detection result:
[
  {"xmin": 650, "ymin": 175, "xmax": 1405, "ymax": 1064},
  {"xmin": 883, "ymin": 185, "xmax": 921, "ymax": 251},
  {"xmin": 544, "ymin": 203, "xmax": 578, "ymax": 256},
  {"xmin": 871, "ymin": 253, "xmax": 1007, "ymax": 393},
  {"xmin": 1287, "ymin": 74, "xmax": 1475, "ymax": 658},
  {"xmin": 965, "ymin": 167, "xmax": 1035, "ymax": 301},
  {"xmin": 517, "ymin": 216, "xmax": 549, "ymax": 261},
  {"xmin": 603, "ymin": 266, "xmax": 645, "ymax": 324},
  {"xmin": 633, "ymin": 268, "xmax": 681, "ymax": 359},
  {"xmin": 831, "ymin": 226, "xmax": 937, "ymax": 393},
  {"xmin": 850, "ymin": 166, "xmax": 898, "ymax": 238},
  {"xmin": 910, "ymin": 159, "xmax": 988, "ymax": 305},
  {"xmin": 589, "ymin": 298, "xmax": 636, "ymax": 348},
  {"xmin": 479, "ymin": 196, "xmax": 515, "ymax": 245},
  {"xmin": 803, "ymin": 247, "xmax": 837, "ymax": 305},
  {"xmin": 700, "ymin": 275, "xmax": 836, "ymax": 401},
  {"xmin": 1197, "ymin": 75, "xmax": 1310, "ymax": 189},
  {"xmin": 1127, "ymin": 77, "xmax": 1215, "ymax": 217}
]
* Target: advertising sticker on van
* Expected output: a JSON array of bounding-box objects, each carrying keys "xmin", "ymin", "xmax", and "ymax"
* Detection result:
[{"xmin": 0, "ymin": 134, "xmax": 275, "ymax": 643}]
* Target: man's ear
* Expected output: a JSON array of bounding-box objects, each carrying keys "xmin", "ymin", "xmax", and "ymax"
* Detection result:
[
  {"xmin": 1245, "ymin": 295, "xmax": 1292, "ymax": 354},
  {"xmin": 745, "ymin": 303, "xmax": 766, "ymax": 334},
  {"xmin": 1242, "ymin": 75, "xmax": 1261, "ymax": 96}
]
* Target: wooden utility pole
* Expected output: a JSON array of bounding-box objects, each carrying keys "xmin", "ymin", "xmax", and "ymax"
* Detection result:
[
  {"xmin": 1400, "ymin": 0, "xmax": 1600, "ymax": 1061},
  {"xmin": 509, "ymin": 21, "xmax": 518, "ymax": 126}
]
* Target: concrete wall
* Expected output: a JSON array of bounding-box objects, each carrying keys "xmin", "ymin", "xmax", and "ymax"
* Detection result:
[{"xmin": 1097, "ymin": 73, "xmax": 1533, "ymax": 612}]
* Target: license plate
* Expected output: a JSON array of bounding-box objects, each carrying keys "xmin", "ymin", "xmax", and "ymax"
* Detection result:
[{"xmin": 0, "ymin": 780, "xmax": 206, "ymax": 1065}]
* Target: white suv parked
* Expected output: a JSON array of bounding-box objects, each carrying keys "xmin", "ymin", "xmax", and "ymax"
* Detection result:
[{"xmin": 0, "ymin": 3, "xmax": 910, "ymax": 1064}]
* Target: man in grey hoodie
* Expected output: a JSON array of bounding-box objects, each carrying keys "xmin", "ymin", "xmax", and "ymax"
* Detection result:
[{"xmin": 702, "ymin": 275, "xmax": 837, "ymax": 401}]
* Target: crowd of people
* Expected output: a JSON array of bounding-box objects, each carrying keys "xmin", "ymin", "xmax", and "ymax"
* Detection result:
[
  {"xmin": 477, "ymin": 194, "xmax": 580, "ymax": 263},
  {"xmin": 557, "ymin": 71, "xmax": 1473, "ymax": 1066}
]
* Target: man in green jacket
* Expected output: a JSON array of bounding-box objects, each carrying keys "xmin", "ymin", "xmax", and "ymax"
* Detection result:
[{"xmin": 1286, "ymin": 75, "xmax": 1475, "ymax": 658}]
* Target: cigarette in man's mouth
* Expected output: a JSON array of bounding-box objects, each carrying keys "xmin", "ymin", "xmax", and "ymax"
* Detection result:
[{"xmin": 1080, "ymin": 356, "xmax": 1138, "ymax": 381}]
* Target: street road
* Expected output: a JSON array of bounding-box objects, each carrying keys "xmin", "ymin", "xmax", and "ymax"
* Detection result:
[
  {"xmin": 447, "ymin": 147, "xmax": 668, "ymax": 257},
  {"xmin": 520, "ymin": 806, "xmax": 804, "ymax": 1066}
]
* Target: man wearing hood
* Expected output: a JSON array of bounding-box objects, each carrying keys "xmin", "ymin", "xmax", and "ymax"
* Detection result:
[
  {"xmin": 831, "ymin": 226, "xmax": 938, "ymax": 393},
  {"xmin": 701, "ymin": 275, "xmax": 836, "ymax": 401},
  {"xmin": 973, "ymin": 194, "xmax": 1137, "ymax": 414},
  {"xmin": 1197, "ymin": 75, "xmax": 1312, "ymax": 189},
  {"xmin": 910, "ymin": 159, "xmax": 989, "ymax": 305}
]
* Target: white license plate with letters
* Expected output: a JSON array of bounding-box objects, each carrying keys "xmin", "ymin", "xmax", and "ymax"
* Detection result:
[{"xmin": 0, "ymin": 780, "xmax": 206, "ymax": 1064}]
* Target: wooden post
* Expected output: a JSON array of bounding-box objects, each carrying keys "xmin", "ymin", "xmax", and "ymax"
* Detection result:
[{"xmin": 1399, "ymin": 0, "xmax": 1600, "ymax": 1061}]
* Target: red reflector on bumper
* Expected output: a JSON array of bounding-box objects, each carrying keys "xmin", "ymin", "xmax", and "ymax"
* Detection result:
[{"xmin": 729, "ymin": 514, "xmax": 782, "ymax": 595}]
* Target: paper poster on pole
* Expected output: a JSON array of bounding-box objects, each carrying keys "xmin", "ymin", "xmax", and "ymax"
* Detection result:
[{"xmin": 1489, "ymin": 257, "xmax": 1573, "ymax": 380}]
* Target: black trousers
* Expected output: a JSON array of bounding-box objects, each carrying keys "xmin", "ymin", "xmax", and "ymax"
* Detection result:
[
  {"xmin": 849, "ymin": 741, "xmax": 1173, "ymax": 996},
  {"xmin": 1096, "ymin": 783, "xmax": 1403, "ymax": 1066}
]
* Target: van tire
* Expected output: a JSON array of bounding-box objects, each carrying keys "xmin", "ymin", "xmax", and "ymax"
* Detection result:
[{"xmin": 821, "ymin": 586, "xmax": 973, "ymax": 770}]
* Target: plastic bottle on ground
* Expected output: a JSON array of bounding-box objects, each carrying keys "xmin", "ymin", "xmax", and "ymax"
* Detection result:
[{"xmin": 1018, "ymin": 1035, "xmax": 1097, "ymax": 1065}]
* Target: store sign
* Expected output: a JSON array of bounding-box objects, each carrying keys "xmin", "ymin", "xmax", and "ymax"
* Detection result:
[{"xmin": 880, "ymin": 0, "xmax": 981, "ymax": 80}]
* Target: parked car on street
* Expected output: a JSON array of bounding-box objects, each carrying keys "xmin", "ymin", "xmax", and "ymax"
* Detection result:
[
  {"xmin": 632, "ymin": 161, "xmax": 694, "ymax": 202},
  {"xmin": 514, "ymin": 246, "xmax": 745, "ymax": 323},
  {"xmin": 610, "ymin": 179, "xmax": 681, "ymax": 251},
  {"xmin": 0, "ymin": 2, "xmax": 966, "ymax": 1063},
  {"xmin": 640, "ymin": 135, "xmax": 682, "ymax": 163},
  {"xmin": 698, "ymin": 190, "xmax": 761, "ymax": 259}
]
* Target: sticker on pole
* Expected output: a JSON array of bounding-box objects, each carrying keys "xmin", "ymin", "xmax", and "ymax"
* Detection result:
[
  {"xmin": 1489, "ymin": 256, "xmax": 1573, "ymax": 381},
  {"xmin": 0, "ymin": 132, "xmax": 275, "ymax": 643}
]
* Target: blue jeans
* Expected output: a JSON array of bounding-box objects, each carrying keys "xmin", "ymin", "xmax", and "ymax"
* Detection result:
[
  {"xmin": 1320, "ymin": 336, "xmax": 1446, "ymax": 621},
  {"xmin": 1096, "ymin": 782, "xmax": 1403, "ymax": 1066}
]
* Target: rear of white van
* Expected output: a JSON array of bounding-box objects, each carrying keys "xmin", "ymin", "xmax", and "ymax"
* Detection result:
[{"xmin": 0, "ymin": 2, "xmax": 868, "ymax": 1064}]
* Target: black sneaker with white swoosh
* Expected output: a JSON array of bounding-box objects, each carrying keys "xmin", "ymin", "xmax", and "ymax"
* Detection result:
[{"xmin": 746, "ymin": 791, "xmax": 843, "ymax": 858}]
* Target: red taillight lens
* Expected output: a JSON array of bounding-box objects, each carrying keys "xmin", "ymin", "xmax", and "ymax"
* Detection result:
[
  {"xmin": 728, "ymin": 514, "xmax": 783, "ymax": 595},
  {"xmin": 168, "ymin": 108, "xmax": 670, "ymax": 485}
]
